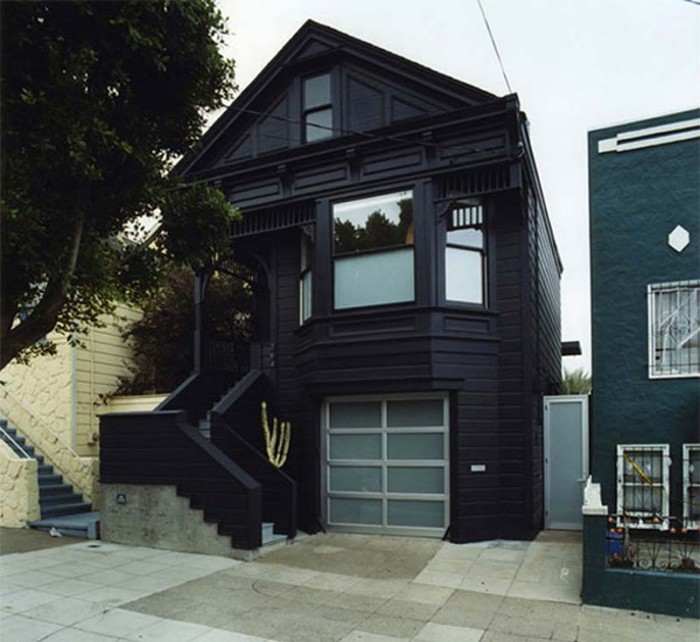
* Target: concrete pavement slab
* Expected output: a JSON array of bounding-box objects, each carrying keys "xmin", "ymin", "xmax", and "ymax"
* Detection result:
[{"xmin": 1, "ymin": 529, "xmax": 698, "ymax": 642}]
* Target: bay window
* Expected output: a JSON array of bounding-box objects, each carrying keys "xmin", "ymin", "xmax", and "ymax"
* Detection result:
[{"xmin": 333, "ymin": 191, "xmax": 414, "ymax": 310}]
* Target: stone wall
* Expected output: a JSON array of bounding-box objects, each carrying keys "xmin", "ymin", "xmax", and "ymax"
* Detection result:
[
  {"xmin": 101, "ymin": 483, "xmax": 254, "ymax": 560},
  {"xmin": 0, "ymin": 330, "xmax": 74, "ymax": 447},
  {"xmin": 0, "ymin": 441, "xmax": 40, "ymax": 527},
  {"xmin": 0, "ymin": 385, "xmax": 99, "ymax": 507}
]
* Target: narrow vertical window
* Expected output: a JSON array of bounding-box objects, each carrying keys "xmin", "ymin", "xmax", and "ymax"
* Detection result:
[
  {"xmin": 445, "ymin": 200, "xmax": 486, "ymax": 305},
  {"xmin": 303, "ymin": 73, "xmax": 332, "ymax": 143},
  {"xmin": 299, "ymin": 227, "xmax": 313, "ymax": 323}
]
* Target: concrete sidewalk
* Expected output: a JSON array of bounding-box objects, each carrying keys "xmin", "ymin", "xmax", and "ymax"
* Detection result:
[{"xmin": 0, "ymin": 531, "xmax": 697, "ymax": 641}]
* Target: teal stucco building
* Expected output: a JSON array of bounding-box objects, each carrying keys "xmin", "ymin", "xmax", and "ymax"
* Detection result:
[{"xmin": 585, "ymin": 109, "xmax": 699, "ymax": 617}]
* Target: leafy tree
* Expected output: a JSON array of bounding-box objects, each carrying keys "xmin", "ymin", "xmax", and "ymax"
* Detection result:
[
  {"xmin": 1, "ymin": 0, "xmax": 236, "ymax": 369},
  {"xmin": 562, "ymin": 367, "xmax": 592, "ymax": 394},
  {"xmin": 114, "ymin": 265, "xmax": 253, "ymax": 395}
]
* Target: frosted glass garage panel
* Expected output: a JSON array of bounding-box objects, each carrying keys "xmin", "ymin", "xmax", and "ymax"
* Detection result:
[
  {"xmin": 329, "ymin": 434, "xmax": 381, "ymax": 460},
  {"xmin": 329, "ymin": 466, "xmax": 382, "ymax": 492},
  {"xmin": 330, "ymin": 498, "xmax": 382, "ymax": 525},
  {"xmin": 387, "ymin": 400, "xmax": 444, "ymax": 427},
  {"xmin": 387, "ymin": 433, "xmax": 444, "ymax": 460},
  {"xmin": 335, "ymin": 248, "xmax": 414, "ymax": 309},
  {"xmin": 387, "ymin": 500, "xmax": 444, "ymax": 527},
  {"xmin": 329, "ymin": 402, "xmax": 381, "ymax": 428},
  {"xmin": 388, "ymin": 467, "xmax": 444, "ymax": 494}
]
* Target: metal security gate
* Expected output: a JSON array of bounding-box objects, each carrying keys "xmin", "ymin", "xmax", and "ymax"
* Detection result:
[
  {"xmin": 322, "ymin": 394, "xmax": 449, "ymax": 537},
  {"xmin": 544, "ymin": 395, "xmax": 589, "ymax": 530}
]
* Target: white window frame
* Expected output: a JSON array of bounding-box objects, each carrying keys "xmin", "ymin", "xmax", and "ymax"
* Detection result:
[
  {"xmin": 683, "ymin": 443, "xmax": 700, "ymax": 528},
  {"xmin": 616, "ymin": 443, "xmax": 670, "ymax": 529},
  {"xmin": 647, "ymin": 280, "xmax": 700, "ymax": 379}
]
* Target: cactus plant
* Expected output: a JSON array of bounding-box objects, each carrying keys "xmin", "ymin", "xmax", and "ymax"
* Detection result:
[{"xmin": 261, "ymin": 401, "xmax": 291, "ymax": 468}]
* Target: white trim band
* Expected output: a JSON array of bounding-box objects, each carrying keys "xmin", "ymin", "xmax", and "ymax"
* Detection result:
[{"xmin": 598, "ymin": 118, "xmax": 700, "ymax": 154}]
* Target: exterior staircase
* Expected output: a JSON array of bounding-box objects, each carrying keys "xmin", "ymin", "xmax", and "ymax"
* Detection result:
[{"xmin": 0, "ymin": 418, "xmax": 98, "ymax": 538}]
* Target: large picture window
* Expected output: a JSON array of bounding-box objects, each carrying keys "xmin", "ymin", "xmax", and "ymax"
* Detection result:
[
  {"xmin": 333, "ymin": 191, "xmax": 414, "ymax": 310},
  {"xmin": 648, "ymin": 281, "xmax": 700, "ymax": 378},
  {"xmin": 445, "ymin": 200, "xmax": 486, "ymax": 305}
]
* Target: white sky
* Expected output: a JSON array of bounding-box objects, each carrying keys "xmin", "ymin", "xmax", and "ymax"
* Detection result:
[{"xmin": 213, "ymin": 0, "xmax": 700, "ymax": 373}]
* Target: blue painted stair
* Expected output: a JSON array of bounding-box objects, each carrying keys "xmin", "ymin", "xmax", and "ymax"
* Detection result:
[{"xmin": 0, "ymin": 418, "xmax": 98, "ymax": 538}]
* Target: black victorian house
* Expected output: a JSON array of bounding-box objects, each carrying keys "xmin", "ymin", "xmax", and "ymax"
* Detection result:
[{"xmin": 100, "ymin": 21, "xmax": 562, "ymax": 554}]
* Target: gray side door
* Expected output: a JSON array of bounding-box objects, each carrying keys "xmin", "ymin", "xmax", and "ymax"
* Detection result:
[{"xmin": 544, "ymin": 395, "xmax": 589, "ymax": 530}]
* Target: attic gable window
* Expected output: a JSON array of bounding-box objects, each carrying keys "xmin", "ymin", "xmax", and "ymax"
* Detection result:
[{"xmin": 303, "ymin": 73, "xmax": 333, "ymax": 142}]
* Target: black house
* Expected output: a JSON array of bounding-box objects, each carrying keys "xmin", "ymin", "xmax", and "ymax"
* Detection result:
[{"xmin": 100, "ymin": 21, "xmax": 562, "ymax": 552}]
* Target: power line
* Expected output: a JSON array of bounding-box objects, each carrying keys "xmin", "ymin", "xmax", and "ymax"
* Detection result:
[
  {"xmin": 476, "ymin": 0, "xmax": 513, "ymax": 94},
  {"xmin": 230, "ymin": 105, "xmax": 498, "ymax": 156}
]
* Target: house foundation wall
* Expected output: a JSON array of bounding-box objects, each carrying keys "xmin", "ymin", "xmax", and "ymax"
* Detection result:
[{"xmin": 101, "ymin": 483, "xmax": 256, "ymax": 560}]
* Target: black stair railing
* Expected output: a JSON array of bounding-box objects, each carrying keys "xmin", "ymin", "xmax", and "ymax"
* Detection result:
[
  {"xmin": 100, "ymin": 410, "xmax": 262, "ymax": 549},
  {"xmin": 210, "ymin": 370, "xmax": 297, "ymax": 539},
  {"xmin": 156, "ymin": 370, "xmax": 237, "ymax": 425}
]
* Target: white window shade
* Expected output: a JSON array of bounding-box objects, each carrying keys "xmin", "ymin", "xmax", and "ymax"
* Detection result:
[{"xmin": 334, "ymin": 247, "xmax": 414, "ymax": 309}]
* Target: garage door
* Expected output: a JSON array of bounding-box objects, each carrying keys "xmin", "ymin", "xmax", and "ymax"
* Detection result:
[{"xmin": 323, "ymin": 395, "xmax": 449, "ymax": 537}]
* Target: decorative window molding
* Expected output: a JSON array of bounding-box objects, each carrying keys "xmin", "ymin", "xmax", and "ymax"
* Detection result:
[
  {"xmin": 616, "ymin": 444, "xmax": 670, "ymax": 529},
  {"xmin": 303, "ymin": 73, "xmax": 333, "ymax": 143},
  {"xmin": 333, "ymin": 190, "xmax": 414, "ymax": 310},
  {"xmin": 683, "ymin": 444, "xmax": 700, "ymax": 528},
  {"xmin": 598, "ymin": 118, "xmax": 700, "ymax": 154},
  {"xmin": 647, "ymin": 280, "xmax": 700, "ymax": 378},
  {"xmin": 445, "ymin": 200, "xmax": 486, "ymax": 305}
]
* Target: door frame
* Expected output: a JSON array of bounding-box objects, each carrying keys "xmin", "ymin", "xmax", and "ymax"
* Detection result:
[{"xmin": 543, "ymin": 394, "xmax": 589, "ymax": 530}]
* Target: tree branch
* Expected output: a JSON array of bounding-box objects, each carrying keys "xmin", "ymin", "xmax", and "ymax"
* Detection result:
[{"xmin": 0, "ymin": 213, "xmax": 86, "ymax": 369}]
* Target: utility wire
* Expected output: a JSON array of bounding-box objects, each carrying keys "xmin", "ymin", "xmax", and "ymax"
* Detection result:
[
  {"xmin": 230, "ymin": 105, "xmax": 497, "ymax": 156},
  {"xmin": 476, "ymin": 0, "xmax": 513, "ymax": 94}
]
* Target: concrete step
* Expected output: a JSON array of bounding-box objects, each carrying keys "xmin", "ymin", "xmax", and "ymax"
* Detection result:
[
  {"xmin": 40, "ymin": 493, "xmax": 85, "ymax": 507},
  {"xmin": 38, "ymin": 473, "xmax": 63, "ymax": 485},
  {"xmin": 30, "ymin": 511, "xmax": 100, "ymax": 539},
  {"xmin": 262, "ymin": 522, "xmax": 287, "ymax": 546},
  {"xmin": 40, "ymin": 502, "xmax": 92, "ymax": 518},
  {"xmin": 40, "ymin": 483, "xmax": 74, "ymax": 497}
]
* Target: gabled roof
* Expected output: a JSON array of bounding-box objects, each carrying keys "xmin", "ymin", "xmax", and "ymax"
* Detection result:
[{"xmin": 177, "ymin": 20, "xmax": 499, "ymax": 177}]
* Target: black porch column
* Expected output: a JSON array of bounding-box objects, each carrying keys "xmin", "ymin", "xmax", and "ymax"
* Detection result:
[{"xmin": 193, "ymin": 270, "xmax": 207, "ymax": 374}]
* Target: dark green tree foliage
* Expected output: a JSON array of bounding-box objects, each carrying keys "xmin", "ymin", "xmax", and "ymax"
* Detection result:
[
  {"xmin": 1, "ymin": 1, "xmax": 236, "ymax": 368},
  {"xmin": 333, "ymin": 198, "xmax": 414, "ymax": 254},
  {"xmin": 115, "ymin": 265, "xmax": 253, "ymax": 395},
  {"xmin": 562, "ymin": 367, "xmax": 592, "ymax": 394}
]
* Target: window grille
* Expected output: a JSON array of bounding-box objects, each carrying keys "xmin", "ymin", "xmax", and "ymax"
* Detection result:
[
  {"xmin": 648, "ymin": 281, "xmax": 700, "ymax": 378},
  {"xmin": 616, "ymin": 444, "xmax": 670, "ymax": 529}
]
